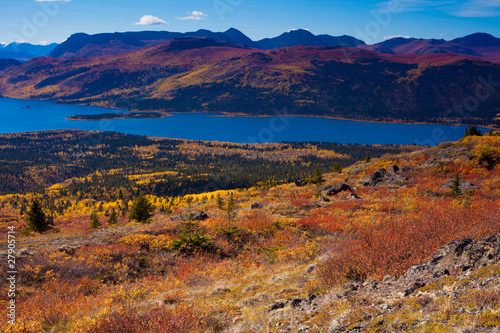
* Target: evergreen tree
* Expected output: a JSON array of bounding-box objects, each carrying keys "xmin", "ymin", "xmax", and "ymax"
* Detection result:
[
  {"xmin": 219, "ymin": 193, "xmax": 240, "ymax": 238},
  {"xmin": 19, "ymin": 203, "xmax": 26, "ymax": 216},
  {"xmin": 173, "ymin": 210, "xmax": 215, "ymax": 254},
  {"xmin": 26, "ymin": 200, "xmax": 50, "ymax": 233},
  {"xmin": 310, "ymin": 169, "xmax": 325, "ymax": 184},
  {"xmin": 107, "ymin": 208, "xmax": 118, "ymax": 226},
  {"xmin": 464, "ymin": 126, "xmax": 482, "ymax": 137},
  {"xmin": 90, "ymin": 211, "xmax": 101, "ymax": 228},
  {"xmin": 216, "ymin": 194, "xmax": 224, "ymax": 210},
  {"xmin": 451, "ymin": 174, "xmax": 462, "ymax": 198},
  {"xmin": 365, "ymin": 155, "xmax": 371, "ymax": 163},
  {"xmin": 332, "ymin": 162, "xmax": 343, "ymax": 174},
  {"xmin": 129, "ymin": 195, "xmax": 154, "ymax": 223}
]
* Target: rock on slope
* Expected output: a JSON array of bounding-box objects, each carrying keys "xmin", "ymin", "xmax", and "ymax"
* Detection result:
[{"xmin": 307, "ymin": 233, "xmax": 500, "ymax": 332}]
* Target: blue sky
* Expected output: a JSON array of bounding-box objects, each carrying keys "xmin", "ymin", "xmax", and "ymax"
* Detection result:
[{"xmin": 1, "ymin": 0, "xmax": 500, "ymax": 45}]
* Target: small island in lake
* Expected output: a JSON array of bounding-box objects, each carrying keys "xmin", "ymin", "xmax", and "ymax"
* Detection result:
[{"xmin": 67, "ymin": 112, "xmax": 164, "ymax": 121}]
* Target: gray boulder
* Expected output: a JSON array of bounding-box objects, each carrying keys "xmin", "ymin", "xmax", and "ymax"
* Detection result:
[
  {"xmin": 441, "ymin": 179, "xmax": 480, "ymax": 192},
  {"xmin": 295, "ymin": 179, "xmax": 307, "ymax": 187},
  {"xmin": 322, "ymin": 183, "xmax": 351, "ymax": 196},
  {"xmin": 170, "ymin": 211, "xmax": 209, "ymax": 221},
  {"xmin": 361, "ymin": 169, "xmax": 386, "ymax": 187},
  {"xmin": 251, "ymin": 202, "xmax": 263, "ymax": 209}
]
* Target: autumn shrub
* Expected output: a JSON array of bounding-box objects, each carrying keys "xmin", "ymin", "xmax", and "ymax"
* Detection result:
[
  {"xmin": 319, "ymin": 198, "xmax": 500, "ymax": 286},
  {"xmin": 295, "ymin": 215, "xmax": 345, "ymax": 234},
  {"xmin": 18, "ymin": 244, "xmax": 171, "ymax": 286},
  {"xmin": 0, "ymin": 278, "xmax": 100, "ymax": 331},
  {"xmin": 241, "ymin": 210, "xmax": 275, "ymax": 236},
  {"xmin": 119, "ymin": 233, "xmax": 173, "ymax": 251},
  {"xmin": 79, "ymin": 304, "xmax": 233, "ymax": 333}
]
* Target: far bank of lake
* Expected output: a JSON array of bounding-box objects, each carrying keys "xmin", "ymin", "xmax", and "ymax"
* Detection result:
[{"xmin": 0, "ymin": 98, "xmax": 487, "ymax": 145}]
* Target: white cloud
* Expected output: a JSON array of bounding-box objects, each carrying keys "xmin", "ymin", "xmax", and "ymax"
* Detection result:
[
  {"xmin": 35, "ymin": 0, "xmax": 71, "ymax": 2},
  {"xmin": 135, "ymin": 15, "xmax": 167, "ymax": 25},
  {"xmin": 176, "ymin": 11, "xmax": 208, "ymax": 20},
  {"xmin": 383, "ymin": 34, "xmax": 410, "ymax": 39},
  {"xmin": 38, "ymin": 41, "xmax": 49, "ymax": 45}
]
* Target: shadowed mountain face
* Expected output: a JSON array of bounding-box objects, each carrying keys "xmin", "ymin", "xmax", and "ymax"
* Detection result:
[
  {"xmin": 361, "ymin": 33, "xmax": 500, "ymax": 62},
  {"xmin": 48, "ymin": 28, "xmax": 367, "ymax": 59},
  {"xmin": 1, "ymin": 37, "xmax": 499, "ymax": 127},
  {"xmin": 47, "ymin": 29, "xmax": 500, "ymax": 62}
]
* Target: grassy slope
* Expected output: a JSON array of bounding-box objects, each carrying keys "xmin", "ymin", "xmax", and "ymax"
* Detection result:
[{"xmin": 0, "ymin": 134, "xmax": 499, "ymax": 332}]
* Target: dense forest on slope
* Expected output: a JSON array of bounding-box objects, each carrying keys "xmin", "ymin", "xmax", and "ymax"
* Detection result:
[{"xmin": 0, "ymin": 130, "xmax": 415, "ymax": 212}]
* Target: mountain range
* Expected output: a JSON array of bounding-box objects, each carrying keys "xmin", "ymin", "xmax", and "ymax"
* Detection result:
[
  {"xmin": 47, "ymin": 28, "xmax": 366, "ymax": 59},
  {"xmin": 1, "ymin": 37, "xmax": 499, "ymax": 127},
  {"xmin": 3, "ymin": 28, "xmax": 499, "ymax": 62},
  {"xmin": 361, "ymin": 33, "xmax": 500, "ymax": 62},
  {"xmin": 0, "ymin": 42, "xmax": 57, "ymax": 61}
]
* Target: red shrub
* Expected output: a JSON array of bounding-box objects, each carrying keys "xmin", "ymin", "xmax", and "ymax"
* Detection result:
[{"xmin": 319, "ymin": 198, "xmax": 500, "ymax": 286}]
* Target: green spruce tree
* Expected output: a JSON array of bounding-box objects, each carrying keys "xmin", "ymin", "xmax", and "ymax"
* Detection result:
[
  {"xmin": 173, "ymin": 210, "xmax": 215, "ymax": 254},
  {"xmin": 129, "ymin": 195, "xmax": 154, "ymax": 223},
  {"xmin": 216, "ymin": 194, "xmax": 224, "ymax": 210},
  {"xmin": 219, "ymin": 193, "xmax": 240, "ymax": 238},
  {"xmin": 26, "ymin": 200, "xmax": 50, "ymax": 233},
  {"xmin": 90, "ymin": 211, "xmax": 101, "ymax": 228},
  {"xmin": 451, "ymin": 174, "xmax": 463, "ymax": 198},
  {"xmin": 107, "ymin": 208, "xmax": 118, "ymax": 226},
  {"xmin": 332, "ymin": 162, "xmax": 343, "ymax": 174}
]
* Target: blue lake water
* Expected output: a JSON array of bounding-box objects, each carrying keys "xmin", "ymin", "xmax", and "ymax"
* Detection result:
[{"xmin": 0, "ymin": 98, "xmax": 487, "ymax": 145}]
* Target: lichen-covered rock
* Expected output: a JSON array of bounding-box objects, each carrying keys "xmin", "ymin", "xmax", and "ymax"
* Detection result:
[
  {"xmin": 322, "ymin": 183, "xmax": 352, "ymax": 196},
  {"xmin": 441, "ymin": 179, "xmax": 480, "ymax": 192}
]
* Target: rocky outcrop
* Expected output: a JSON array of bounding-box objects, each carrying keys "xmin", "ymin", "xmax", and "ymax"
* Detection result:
[
  {"xmin": 170, "ymin": 211, "xmax": 209, "ymax": 221},
  {"xmin": 425, "ymin": 144, "xmax": 475, "ymax": 166},
  {"xmin": 251, "ymin": 202, "xmax": 263, "ymax": 209},
  {"xmin": 361, "ymin": 168, "xmax": 387, "ymax": 186},
  {"xmin": 295, "ymin": 179, "xmax": 307, "ymax": 187},
  {"xmin": 321, "ymin": 183, "xmax": 352, "ymax": 196},
  {"xmin": 401, "ymin": 234, "xmax": 499, "ymax": 288},
  {"xmin": 361, "ymin": 165, "xmax": 408, "ymax": 187},
  {"xmin": 441, "ymin": 179, "xmax": 480, "ymax": 192},
  {"xmin": 325, "ymin": 233, "xmax": 500, "ymax": 332}
]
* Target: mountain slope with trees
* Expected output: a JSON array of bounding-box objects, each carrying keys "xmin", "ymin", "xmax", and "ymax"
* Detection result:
[{"xmin": 0, "ymin": 38, "xmax": 499, "ymax": 127}]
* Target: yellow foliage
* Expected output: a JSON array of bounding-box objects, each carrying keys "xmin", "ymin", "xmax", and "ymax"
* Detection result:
[{"xmin": 118, "ymin": 233, "xmax": 172, "ymax": 250}]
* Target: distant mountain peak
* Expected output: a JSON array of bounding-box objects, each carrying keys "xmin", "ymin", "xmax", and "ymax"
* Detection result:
[{"xmin": 453, "ymin": 32, "xmax": 500, "ymax": 47}]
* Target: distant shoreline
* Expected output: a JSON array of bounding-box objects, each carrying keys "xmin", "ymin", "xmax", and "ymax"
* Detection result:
[
  {"xmin": 2, "ymin": 96, "xmax": 497, "ymax": 130},
  {"xmin": 66, "ymin": 112, "xmax": 170, "ymax": 121}
]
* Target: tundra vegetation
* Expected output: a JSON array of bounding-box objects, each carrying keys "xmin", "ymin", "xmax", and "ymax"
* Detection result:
[{"xmin": 0, "ymin": 131, "xmax": 499, "ymax": 332}]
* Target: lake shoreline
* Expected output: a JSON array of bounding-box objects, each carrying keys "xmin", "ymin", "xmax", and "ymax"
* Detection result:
[
  {"xmin": 0, "ymin": 97, "xmax": 493, "ymax": 145},
  {"xmin": 4, "ymin": 96, "xmax": 498, "ymax": 130}
]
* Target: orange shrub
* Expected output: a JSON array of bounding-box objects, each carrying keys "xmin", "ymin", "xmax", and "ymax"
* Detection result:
[
  {"xmin": 79, "ymin": 305, "xmax": 230, "ymax": 333},
  {"xmin": 319, "ymin": 198, "xmax": 500, "ymax": 286},
  {"xmin": 241, "ymin": 211, "xmax": 275, "ymax": 236},
  {"xmin": 295, "ymin": 215, "xmax": 345, "ymax": 234}
]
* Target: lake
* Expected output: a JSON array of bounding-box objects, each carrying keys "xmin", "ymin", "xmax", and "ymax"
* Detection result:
[{"xmin": 0, "ymin": 98, "xmax": 486, "ymax": 145}]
